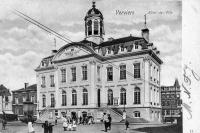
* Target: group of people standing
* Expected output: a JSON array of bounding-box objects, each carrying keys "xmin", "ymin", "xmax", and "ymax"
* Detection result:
[
  {"xmin": 42, "ymin": 121, "xmax": 54, "ymax": 133},
  {"xmin": 62, "ymin": 117, "xmax": 77, "ymax": 131},
  {"xmin": 102, "ymin": 113, "xmax": 112, "ymax": 132},
  {"xmin": 78, "ymin": 116, "xmax": 94, "ymax": 125}
]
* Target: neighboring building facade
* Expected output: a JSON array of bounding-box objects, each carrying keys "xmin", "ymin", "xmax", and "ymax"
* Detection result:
[
  {"xmin": 12, "ymin": 84, "xmax": 37, "ymax": 118},
  {"xmin": 161, "ymin": 79, "xmax": 182, "ymax": 123},
  {"xmin": 36, "ymin": 2, "xmax": 163, "ymax": 122},
  {"xmin": 0, "ymin": 84, "xmax": 13, "ymax": 114}
]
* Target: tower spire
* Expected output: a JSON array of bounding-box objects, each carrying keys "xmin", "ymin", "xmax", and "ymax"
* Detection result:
[
  {"xmin": 141, "ymin": 14, "xmax": 149, "ymax": 42},
  {"xmin": 144, "ymin": 14, "xmax": 147, "ymax": 28}
]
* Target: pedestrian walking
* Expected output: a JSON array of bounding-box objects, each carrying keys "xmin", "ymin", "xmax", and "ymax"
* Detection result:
[
  {"xmin": 42, "ymin": 121, "xmax": 49, "ymax": 133},
  {"xmin": 55, "ymin": 118, "xmax": 57, "ymax": 125},
  {"xmin": 28, "ymin": 120, "xmax": 35, "ymax": 133},
  {"xmin": 79, "ymin": 116, "xmax": 82, "ymax": 124},
  {"xmin": 48, "ymin": 123, "xmax": 54, "ymax": 133},
  {"xmin": 63, "ymin": 120, "xmax": 68, "ymax": 131},
  {"xmin": 2, "ymin": 119, "xmax": 6, "ymax": 130},
  {"xmin": 108, "ymin": 114, "xmax": 112, "ymax": 130},
  {"xmin": 68, "ymin": 122, "xmax": 72, "ymax": 131},
  {"xmin": 72, "ymin": 120, "xmax": 77, "ymax": 131},
  {"xmin": 2, "ymin": 111, "xmax": 7, "ymax": 130},
  {"xmin": 125, "ymin": 119, "xmax": 129, "ymax": 130},
  {"xmin": 102, "ymin": 113, "xmax": 109, "ymax": 132}
]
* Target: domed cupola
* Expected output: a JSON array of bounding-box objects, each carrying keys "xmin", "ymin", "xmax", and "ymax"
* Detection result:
[{"xmin": 84, "ymin": 1, "xmax": 104, "ymax": 45}]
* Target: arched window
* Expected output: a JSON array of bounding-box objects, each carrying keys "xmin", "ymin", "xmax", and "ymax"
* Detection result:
[
  {"xmin": 134, "ymin": 87, "xmax": 141, "ymax": 104},
  {"xmin": 87, "ymin": 20, "xmax": 92, "ymax": 35},
  {"xmin": 134, "ymin": 111, "xmax": 140, "ymax": 118},
  {"xmin": 72, "ymin": 90, "xmax": 77, "ymax": 106},
  {"xmin": 107, "ymin": 89, "xmax": 113, "ymax": 105},
  {"xmin": 42, "ymin": 95, "xmax": 46, "ymax": 107},
  {"xmin": 50, "ymin": 94, "xmax": 55, "ymax": 107},
  {"xmin": 62, "ymin": 91, "xmax": 67, "ymax": 106},
  {"xmin": 120, "ymin": 88, "xmax": 126, "ymax": 105},
  {"xmin": 94, "ymin": 19, "xmax": 99, "ymax": 35},
  {"xmin": 83, "ymin": 89, "xmax": 88, "ymax": 105}
]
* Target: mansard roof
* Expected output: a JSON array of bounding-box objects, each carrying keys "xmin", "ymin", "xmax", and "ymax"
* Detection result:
[{"xmin": 99, "ymin": 36, "xmax": 146, "ymax": 47}]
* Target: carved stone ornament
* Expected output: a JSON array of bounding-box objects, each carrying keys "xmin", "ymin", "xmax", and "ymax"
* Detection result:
[
  {"xmin": 143, "ymin": 56, "xmax": 150, "ymax": 62},
  {"xmin": 89, "ymin": 59, "xmax": 96, "ymax": 65}
]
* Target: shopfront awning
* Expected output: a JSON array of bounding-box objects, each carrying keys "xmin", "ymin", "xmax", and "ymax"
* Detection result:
[{"xmin": 0, "ymin": 111, "xmax": 14, "ymax": 114}]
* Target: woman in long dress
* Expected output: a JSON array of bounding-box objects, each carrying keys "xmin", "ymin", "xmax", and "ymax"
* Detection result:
[{"xmin": 28, "ymin": 121, "xmax": 35, "ymax": 133}]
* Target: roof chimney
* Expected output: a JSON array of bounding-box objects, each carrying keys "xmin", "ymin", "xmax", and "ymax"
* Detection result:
[{"xmin": 25, "ymin": 83, "xmax": 29, "ymax": 90}]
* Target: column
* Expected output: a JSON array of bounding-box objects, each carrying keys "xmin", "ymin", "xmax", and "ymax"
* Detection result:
[
  {"xmin": 90, "ymin": 59, "xmax": 96, "ymax": 107},
  {"xmin": 143, "ymin": 57, "xmax": 150, "ymax": 106}
]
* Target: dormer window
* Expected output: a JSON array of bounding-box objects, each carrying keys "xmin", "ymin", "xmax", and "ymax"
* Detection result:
[
  {"xmin": 121, "ymin": 46, "xmax": 124, "ymax": 52},
  {"xmin": 41, "ymin": 61, "xmax": 44, "ymax": 66},
  {"xmin": 108, "ymin": 47, "xmax": 111, "ymax": 54},
  {"xmin": 135, "ymin": 44, "xmax": 138, "ymax": 49}
]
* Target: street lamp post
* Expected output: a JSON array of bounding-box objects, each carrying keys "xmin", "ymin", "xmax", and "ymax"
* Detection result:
[{"xmin": 122, "ymin": 96, "xmax": 126, "ymax": 120}]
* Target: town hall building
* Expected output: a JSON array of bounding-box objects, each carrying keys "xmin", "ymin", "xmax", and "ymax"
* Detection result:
[{"xmin": 35, "ymin": 2, "xmax": 163, "ymax": 123}]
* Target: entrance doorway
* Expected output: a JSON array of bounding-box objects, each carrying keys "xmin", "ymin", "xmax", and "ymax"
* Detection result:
[
  {"xmin": 97, "ymin": 89, "xmax": 101, "ymax": 107},
  {"xmin": 71, "ymin": 112, "xmax": 76, "ymax": 120},
  {"xmin": 82, "ymin": 111, "xmax": 87, "ymax": 118}
]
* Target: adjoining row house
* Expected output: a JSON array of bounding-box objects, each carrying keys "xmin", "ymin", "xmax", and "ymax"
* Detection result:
[
  {"xmin": 35, "ymin": 2, "xmax": 163, "ymax": 123},
  {"xmin": 161, "ymin": 79, "xmax": 182, "ymax": 123},
  {"xmin": 12, "ymin": 83, "xmax": 37, "ymax": 119},
  {"xmin": 0, "ymin": 84, "xmax": 13, "ymax": 115}
]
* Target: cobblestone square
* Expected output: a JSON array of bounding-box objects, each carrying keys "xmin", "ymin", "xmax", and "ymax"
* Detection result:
[{"xmin": 0, "ymin": 121, "xmax": 180, "ymax": 133}]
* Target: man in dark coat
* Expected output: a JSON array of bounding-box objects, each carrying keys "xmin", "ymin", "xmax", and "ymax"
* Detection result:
[
  {"xmin": 125, "ymin": 119, "xmax": 129, "ymax": 130},
  {"xmin": 48, "ymin": 123, "xmax": 54, "ymax": 133},
  {"xmin": 42, "ymin": 121, "xmax": 49, "ymax": 133},
  {"xmin": 108, "ymin": 114, "xmax": 112, "ymax": 130}
]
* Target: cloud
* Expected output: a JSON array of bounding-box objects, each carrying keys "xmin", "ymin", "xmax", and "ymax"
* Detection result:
[
  {"xmin": 0, "ymin": 51, "xmax": 43, "ymax": 90},
  {"xmin": 0, "ymin": 0, "xmax": 182, "ymax": 89}
]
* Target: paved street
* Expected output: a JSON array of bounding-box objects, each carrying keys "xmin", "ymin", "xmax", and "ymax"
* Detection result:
[{"xmin": 0, "ymin": 121, "xmax": 180, "ymax": 133}]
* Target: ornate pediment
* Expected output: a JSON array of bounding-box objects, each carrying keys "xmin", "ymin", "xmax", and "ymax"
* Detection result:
[{"xmin": 53, "ymin": 45, "xmax": 93, "ymax": 62}]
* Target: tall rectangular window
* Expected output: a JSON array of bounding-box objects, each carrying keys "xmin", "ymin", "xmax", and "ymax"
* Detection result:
[
  {"xmin": 71, "ymin": 67, "xmax": 76, "ymax": 81},
  {"xmin": 50, "ymin": 94, "xmax": 55, "ymax": 107},
  {"xmin": 50, "ymin": 75, "xmax": 55, "ymax": 87},
  {"xmin": 62, "ymin": 91, "xmax": 67, "ymax": 106},
  {"xmin": 72, "ymin": 90, "xmax": 77, "ymax": 106},
  {"xmin": 82, "ymin": 66, "xmax": 87, "ymax": 80},
  {"xmin": 134, "ymin": 63, "xmax": 140, "ymax": 78},
  {"xmin": 31, "ymin": 96, "xmax": 35, "ymax": 103},
  {"xmin": 15, "ymin": 97, "xmax": 18, "ymax": 104},
  {"xmin": 107, "ymin": 67, "xmax": 113, "ymax": 81},
  {"xmin": 83, "ymin": 89, "xmax": 88, "ymax": 105},
  {"xmin": 97, "ymin": 66, "xmax": 101, "ymax": 81},
  {"xmin": 120, "ymin": 65, "xmax": 126, "ymax": 80},
  {"xmin": 41, "ymin": 76, "xmax": 46, "ymax": 87},
  {"xmin": 61, "ymin": 69, "xmax": 66, "ymax": 83}
]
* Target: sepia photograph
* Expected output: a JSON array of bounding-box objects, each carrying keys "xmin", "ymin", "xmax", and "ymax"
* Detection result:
[{"xmin": 0, "ymin": 0, "xmax": 193, "ymax": 132}]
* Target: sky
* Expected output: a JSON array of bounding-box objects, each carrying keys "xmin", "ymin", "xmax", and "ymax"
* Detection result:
[{"xmin": 0, "ymin": 0, "xmax": 182, "ymax": 90}]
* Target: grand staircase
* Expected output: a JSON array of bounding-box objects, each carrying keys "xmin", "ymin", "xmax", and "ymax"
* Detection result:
[{"xmin": 109, "ymin": 107, "xmax": 149, "ymax": 123}]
